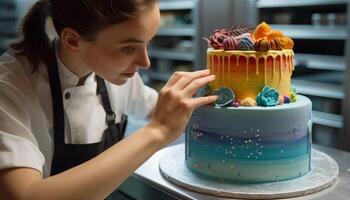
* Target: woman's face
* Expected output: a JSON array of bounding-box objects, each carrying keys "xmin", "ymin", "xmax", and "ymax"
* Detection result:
[{"xmin": 79, "ymin": 3, "xmax": 160, "ymax": 85}]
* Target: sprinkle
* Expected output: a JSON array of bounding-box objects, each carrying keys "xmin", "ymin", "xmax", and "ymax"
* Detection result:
[
  {"xmin": 284, "ymin": 96, "xmax": 291, "ymax": 104},
  {"xmin": 231, "ymin": 102, "xmax": 240, "ymax": 107}
]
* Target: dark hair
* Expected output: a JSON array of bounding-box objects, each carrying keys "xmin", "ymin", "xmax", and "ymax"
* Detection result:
[{"xmin": 10, "ymin": 0, "xmax": 156, "ymax": 70}]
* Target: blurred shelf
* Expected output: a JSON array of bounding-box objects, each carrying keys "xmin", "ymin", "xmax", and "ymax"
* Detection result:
[
  {"xmin": 294, "ymin": 53, "xmax": 346, "ymax": 71},
  {"xmin": 271, "ymin": 25, "xmax": 347, "ymax": 40},
  {"xmin": 312, "ymin": 110, "xmax": 343, "ymax": 128},
  {"xmin": 0, "ymin": 11, "xmax": 16, "ymax": 20},
  {"xmin": 0, "ymin": 42, "xmax": 8, "ymax": 50},
  {"xmin": 0, "ymin": 47, "xmax": 6, "ymax": 54},
  {"xmin": 159, "ymin": 0, "xmax": 195, "ymax": 10},
  {"xmin": 0, "ymin": 22, "xmax": 16, "ymax": 36},
  {"xmin": 157, "ymin": 27, "xmax": 195, "ymax": 36},
  {"xmin": 294, "ymin": 72, "xmax": 345, "ymax": 84},
  {"xmin": 292, "ymin": 79, "xmax": 344, "ymax": 99},
  {"xmin": 0, "ymin": 0, "xmax": 14, "ymax": 6},
  {"xmin": 257, "ymin": 0, "xmax": 348, "ymax": 8},
  {"xmin": 149, "ymin": 49, "xmax": 195, "ymax": 61}
]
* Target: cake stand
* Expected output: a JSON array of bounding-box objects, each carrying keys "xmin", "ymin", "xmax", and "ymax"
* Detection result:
[{"xmin": 159, "ymin": 144, "xmax": 338, "ymax": 199}]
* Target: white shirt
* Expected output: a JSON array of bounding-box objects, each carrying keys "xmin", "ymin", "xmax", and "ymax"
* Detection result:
[{"xmin": 0, "ymin": 49, "xmax": 158, "ymax": 177}]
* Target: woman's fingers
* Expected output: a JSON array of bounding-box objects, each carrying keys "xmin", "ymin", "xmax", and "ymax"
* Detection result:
[
  {"xmin": 182, "ymin": 75, "xmax": 215, "ymax": 97},
  {"xmin": 172, "ymin": 69, "xmax": 211, "ymax": 90},
  {"xmin": 189, "ymin": 95, "xmax": 218, "ymax": 109},
  {"xmin": 149, "ymin": 69, "xmax": 217, "ymax": 144},
  {"xmin": 163, "ymin": 71, "xmax": 187, "ymax": 88}
]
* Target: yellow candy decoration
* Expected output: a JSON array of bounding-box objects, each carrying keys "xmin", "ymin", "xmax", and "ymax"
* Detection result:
[{"xmin": 241, "ymin": 97, "xmax": 257, "ymax": 107}]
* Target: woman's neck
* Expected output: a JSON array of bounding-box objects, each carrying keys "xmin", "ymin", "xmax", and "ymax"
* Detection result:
[{"xmin": 57, "ymin": 41, "xmax": 91, "ymax": 83}]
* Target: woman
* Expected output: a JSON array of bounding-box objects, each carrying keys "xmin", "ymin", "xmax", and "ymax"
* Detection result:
[{"xmin": 0, "ymin": 0, "xmax": 217, "ymax": 199}]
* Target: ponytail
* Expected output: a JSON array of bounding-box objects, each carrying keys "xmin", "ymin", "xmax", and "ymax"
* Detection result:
[{"xmin": 10, "ymin": 0, "xmax": 51, "ymax": 71}]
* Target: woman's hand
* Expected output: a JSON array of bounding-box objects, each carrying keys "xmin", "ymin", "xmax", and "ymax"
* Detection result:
[{"xmin": 148, "ymin": 69, "xmax": 217, "ymax": 145}]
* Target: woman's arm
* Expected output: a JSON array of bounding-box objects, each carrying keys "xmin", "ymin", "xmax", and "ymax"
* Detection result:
[
  {"xmin": 0, "ymin": 69, "xmax": 217, "ymax": 200},
  {"xmin": 0, "ymin": 125, "xmax": 166, "ymax": 200}
]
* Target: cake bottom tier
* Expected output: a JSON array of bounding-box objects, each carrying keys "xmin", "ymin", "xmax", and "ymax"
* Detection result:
[{"xmin": 185, "ymin": 95, "xmax": 312, "ymax": 183}]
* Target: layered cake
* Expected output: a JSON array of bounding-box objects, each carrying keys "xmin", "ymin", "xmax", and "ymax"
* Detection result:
[{"xmin": 185, "ymin": 22, "xmax": 312, "ymax": 183}]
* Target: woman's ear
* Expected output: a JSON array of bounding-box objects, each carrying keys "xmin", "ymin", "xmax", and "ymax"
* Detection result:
[{"xmin": 60, "ymin": 28, "xmax": 82, "ymax": 52}]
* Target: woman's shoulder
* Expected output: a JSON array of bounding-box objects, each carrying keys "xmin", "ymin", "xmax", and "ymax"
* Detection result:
[
  {"xmin": 0, "ymin": 49, "xmax": 35, "ymax": 75},
  {"xmin": 0, "ymin": 49, "xmax": 45, "ymax": 100}
]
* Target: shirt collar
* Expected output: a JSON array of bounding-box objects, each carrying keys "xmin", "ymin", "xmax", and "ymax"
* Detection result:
[{"xmin": 54, "ymin": 39, "xmax": 96, "ymax": 90}]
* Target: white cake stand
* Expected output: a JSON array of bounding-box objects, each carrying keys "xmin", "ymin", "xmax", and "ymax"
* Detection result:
[{"xmin": 159, "ymin": 144, "xmax": 338, "ymax": 199}]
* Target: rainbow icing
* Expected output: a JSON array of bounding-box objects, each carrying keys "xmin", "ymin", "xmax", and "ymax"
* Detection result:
[
  {"xmin": 205, "ymin": 22, "xmax": 295, "ymax": 107},
  {"xmin": 208, "ymin": 49, "xmax": 294, "ymax": 103},
  {"xmin": 185, "ymin": 22, "xmax": 313, "ymax": 183}
]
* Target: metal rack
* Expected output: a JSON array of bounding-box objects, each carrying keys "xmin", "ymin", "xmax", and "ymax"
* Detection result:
[
  {"xmin": 342, "ymin": 2, "xmax": 350, "ymax": 152},
  {"xmin": 0, "ymin": 0, "xmax": 17, "ymax": 53},
  {"xmin": 255, "ymin": 0, "xmax": 350, "ymax": 150}
]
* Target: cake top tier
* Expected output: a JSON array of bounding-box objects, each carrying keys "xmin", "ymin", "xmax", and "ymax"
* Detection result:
[{"xmin": 207, "ymin": 22, "xmax": 294, "ymax": 51}]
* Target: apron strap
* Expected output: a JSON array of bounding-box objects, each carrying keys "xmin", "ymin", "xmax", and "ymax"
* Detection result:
[
  {"xmin": 96, "ymin": 76, "xmax": 117, "ymax": 126},
  {"xmin": 47, "ymin": 42, "xmax": 65, "ymax": 144}
]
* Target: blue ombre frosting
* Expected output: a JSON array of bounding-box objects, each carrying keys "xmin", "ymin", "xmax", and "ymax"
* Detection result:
[{"xmin": 185, "ymin": 95, "xmax": 312, "ymax": 183}]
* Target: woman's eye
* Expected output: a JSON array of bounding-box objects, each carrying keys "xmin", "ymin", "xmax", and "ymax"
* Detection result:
[{"xmin": 121, "ymin": 46, "xmax": 136, "ymax": 54}]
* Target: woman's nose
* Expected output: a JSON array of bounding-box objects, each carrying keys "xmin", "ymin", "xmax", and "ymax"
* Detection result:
[{"xmin": 136, "ymin": 48, "xmax": 151, "ymax": 69}]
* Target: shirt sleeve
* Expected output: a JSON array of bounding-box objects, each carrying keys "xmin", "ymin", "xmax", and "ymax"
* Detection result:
[
  {"xmin": 125, "ymin": 73, "xmax": 158, "ymax": 119},
  {"xmin": 0, "ymin": 82, "xmax": 45, "ymax": 174}
]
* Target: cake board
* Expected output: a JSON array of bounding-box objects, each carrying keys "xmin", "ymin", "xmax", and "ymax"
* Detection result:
[{"xmin": 159, "ymin": 144, "xmax": 338, "ymax": 199}]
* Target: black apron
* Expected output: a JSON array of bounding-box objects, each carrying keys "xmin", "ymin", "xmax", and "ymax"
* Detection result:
[{"xmin": 46, "ymin": 49, "xmax": 128, "ymax": 176}]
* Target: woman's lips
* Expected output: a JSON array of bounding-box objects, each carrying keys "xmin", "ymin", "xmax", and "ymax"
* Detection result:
[{"xmin": 122, "ymin": 72, "xmax": 136, "ymax": 78}]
